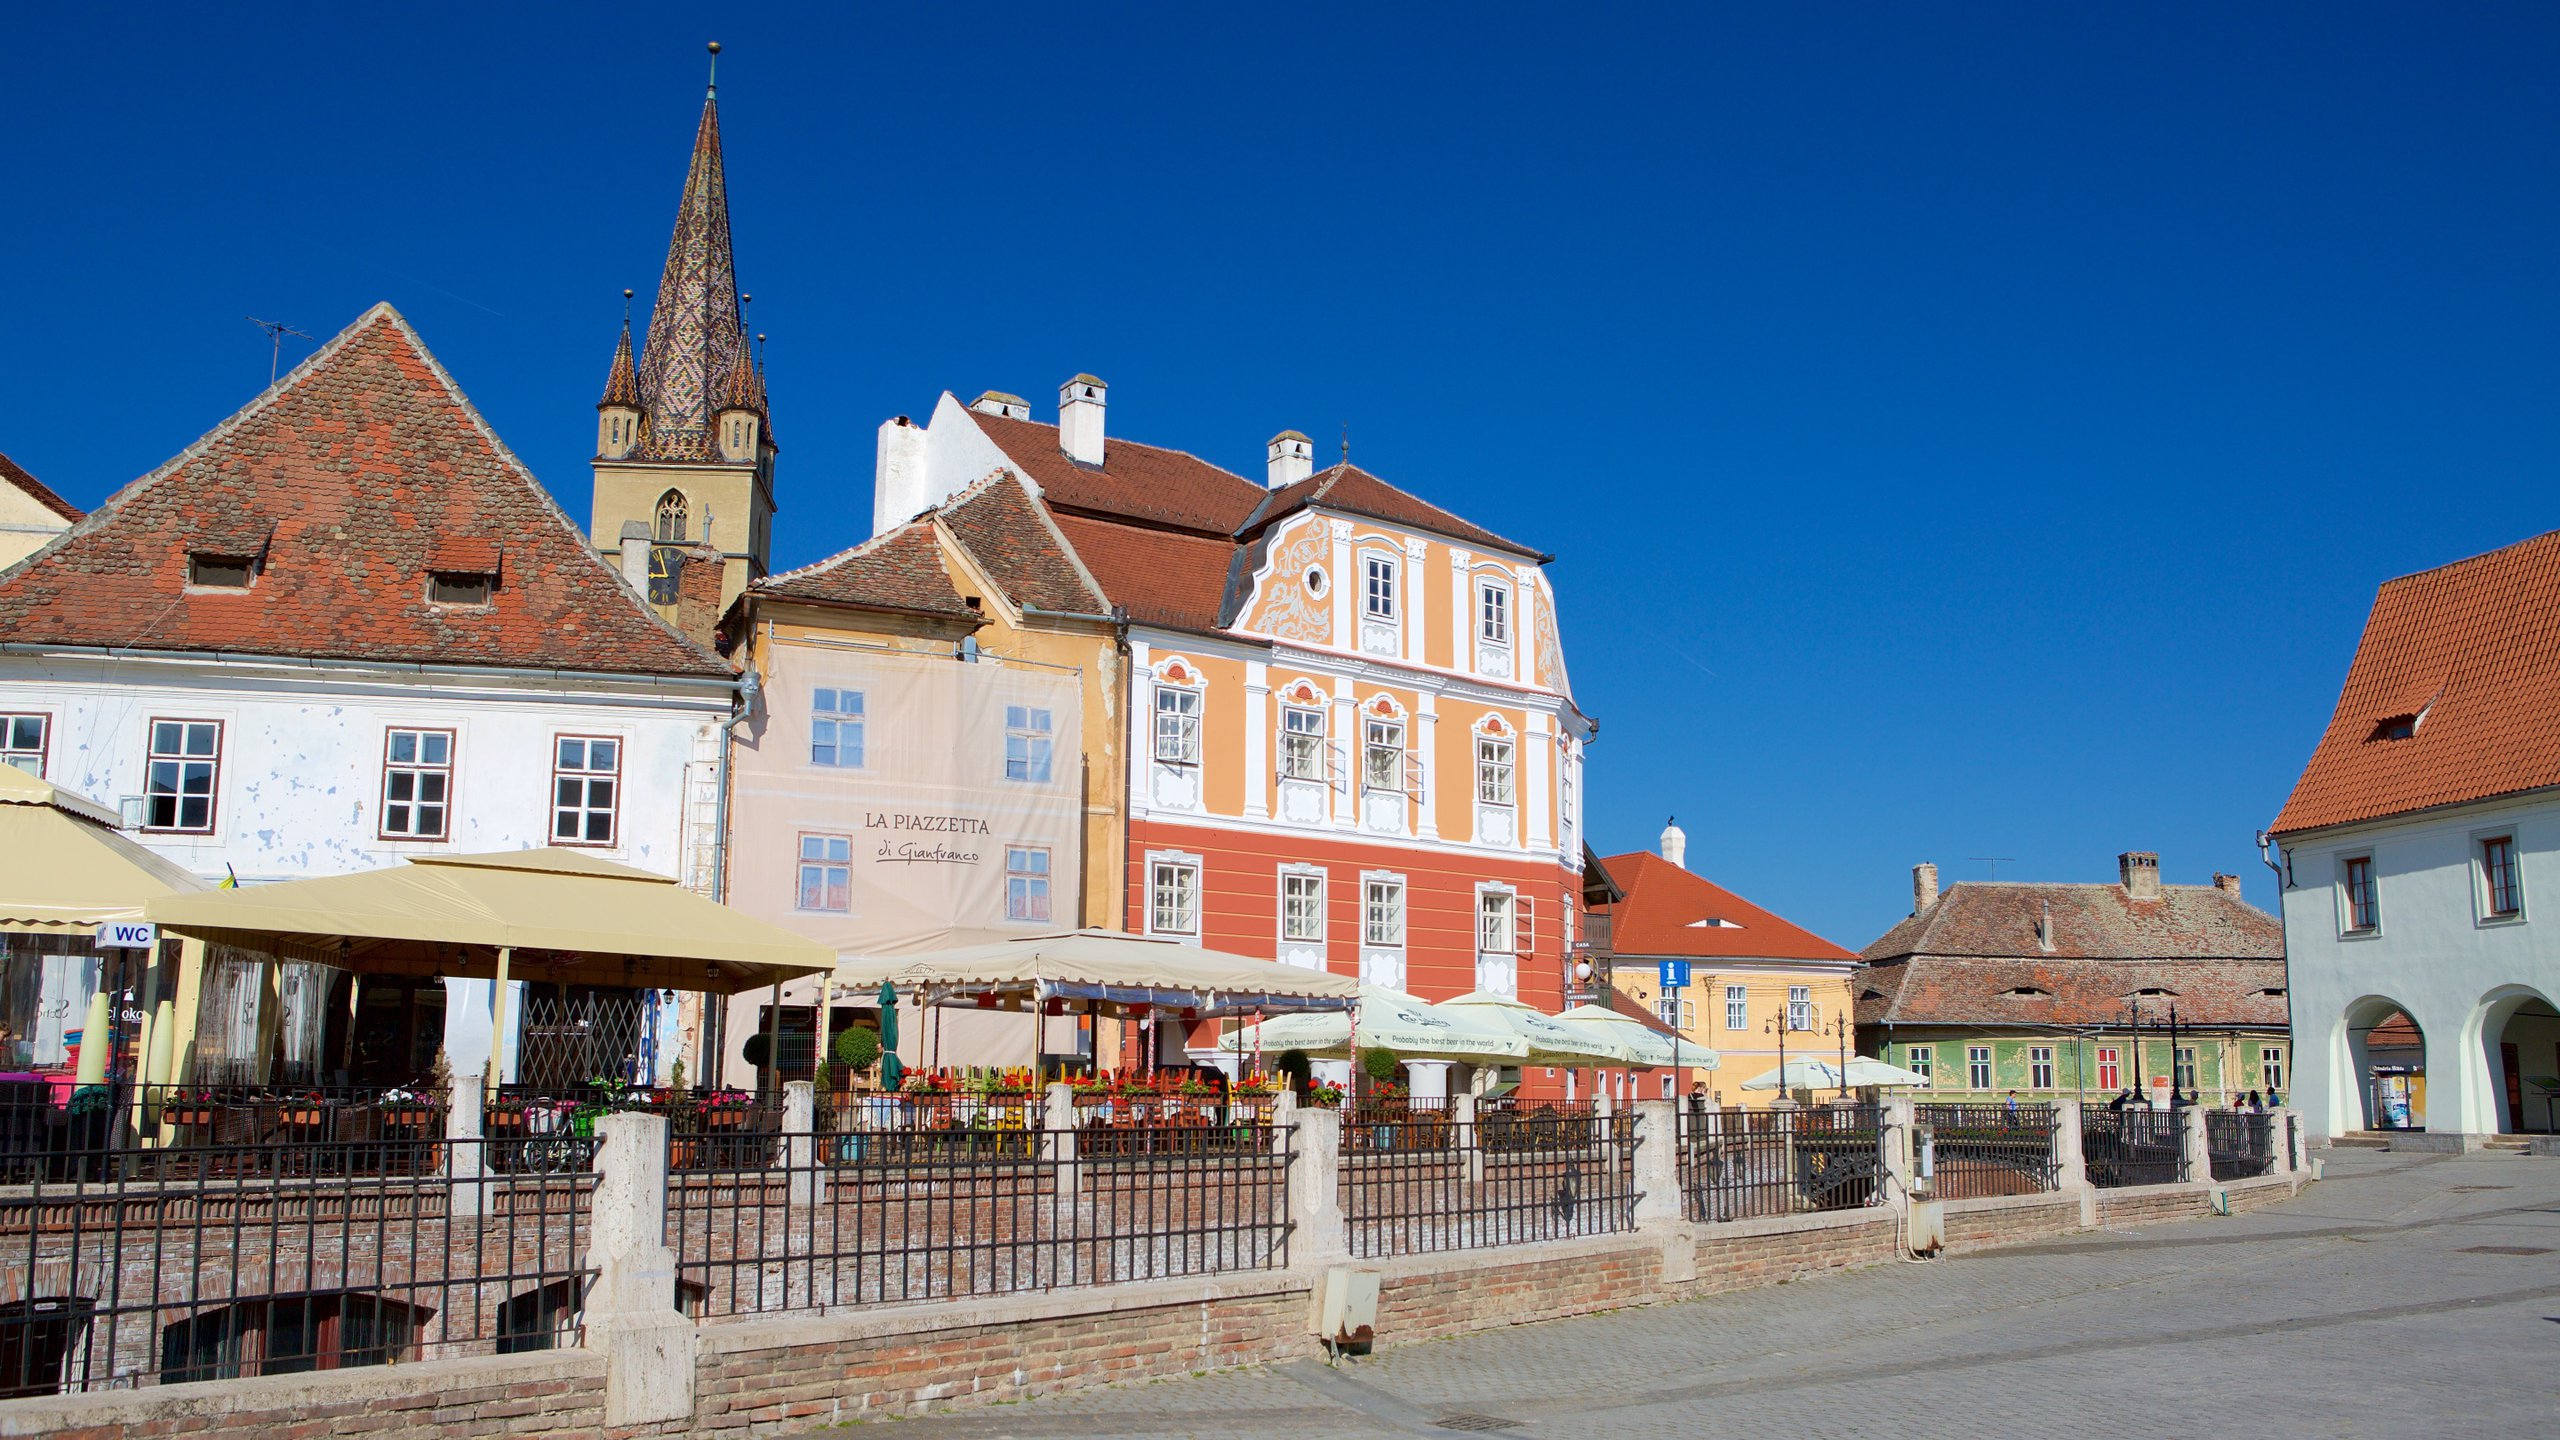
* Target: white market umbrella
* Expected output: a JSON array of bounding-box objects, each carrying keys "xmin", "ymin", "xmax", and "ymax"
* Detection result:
[
  {"xmin": 1739, "ymin": 1055, "xmax": 1928, "ymax": 1091},
  {"xmin": 1439, "ymin": 991, "xmax": 1647, "ymax": 1065},
  {"xmin": 1553, "ymin": 1004, "xmax": 1719, "ymax": 1070},
  {"xmin": 1217, "ymin": 986, "xmax": 1526, "ymax": 1063}
]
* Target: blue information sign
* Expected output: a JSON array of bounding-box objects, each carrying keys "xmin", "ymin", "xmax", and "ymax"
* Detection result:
[{"xmin": 1657, "ymin": 960, "xmax": 1692, "ymax": 990}]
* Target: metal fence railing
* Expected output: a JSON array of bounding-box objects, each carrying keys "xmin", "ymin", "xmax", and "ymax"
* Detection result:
[
  {"xmin": 0, "ymin": 1125, "xmax": 595, "ymax": 1397},
  {"xmin": 1678, "ymin": 1106, "xmax": 1883, "ymax": 1222},
  {"xmin": 2081, "ymin": 1105, "xmax": 2187, "ymax": 1187},
  {"xmin": 0, "ymin": 1082, "xmax": 452, "ymax": 1185},
  {"xmin": 664, "ymin": 1125, "xmax": 1293, "ymax": 1318},
  {"xmin": 1342, "ymin": 1113, "xmax": 1637, "ymax": 1258},
  {"xmin": 1915, "ymin": 1103, "xmax": 2059, "ymax": 1198},
  {"xmin": 2206, "ymin": 1109, "xmax": 2276, "ymax": 1181}
]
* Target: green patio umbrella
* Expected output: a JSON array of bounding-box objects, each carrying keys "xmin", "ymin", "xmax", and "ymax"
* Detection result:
[{"xmin": 877, "ymin": 980, "xmax": 904, "ymax": 1089}]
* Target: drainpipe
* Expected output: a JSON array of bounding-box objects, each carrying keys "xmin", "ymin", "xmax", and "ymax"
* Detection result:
[{"xmin": 2256, "ymin": 829, "xmax": 2296, "ymax": 1106}]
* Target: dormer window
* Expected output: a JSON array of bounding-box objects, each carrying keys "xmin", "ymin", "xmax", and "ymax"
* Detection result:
[
  {"xmin": 427, "ymin": 571, "xmax": 495, "ymax": 607},
  {"xmin": 2372, "ymin": 713, "xmax": 2420, "ymax": 741},
  {"xmin": 2132, "ymin": 986, "xmax": 2179, "ymax": 998},
  {"xmin": 187, "ymin": 553, "xmax": 254, "ymax": 589},
  {"xmin": 2005, "ymin": 985, "xmax": 2053, "ymax": 998}
]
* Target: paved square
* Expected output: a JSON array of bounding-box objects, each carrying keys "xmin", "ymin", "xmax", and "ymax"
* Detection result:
[{"xmin": 827, "ymin": 1150, "xmax": 2560, "ymax": 1438}]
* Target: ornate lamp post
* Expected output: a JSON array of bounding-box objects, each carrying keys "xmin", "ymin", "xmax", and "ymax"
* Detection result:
[{"xmin": 1764, "ymin": 1009, "xmax": 1793, "ymax": 1107}]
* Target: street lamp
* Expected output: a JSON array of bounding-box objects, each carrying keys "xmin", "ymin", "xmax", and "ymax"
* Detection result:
[{"xmin": 1763, "ymin": 1009, "xmax": 1793, "ymax": 1106}]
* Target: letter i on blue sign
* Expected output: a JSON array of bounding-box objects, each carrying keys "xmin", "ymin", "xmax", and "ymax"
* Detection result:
[{"xmin": 1658, "ymin": 960, "xmax": 1690, "ymax": 989}]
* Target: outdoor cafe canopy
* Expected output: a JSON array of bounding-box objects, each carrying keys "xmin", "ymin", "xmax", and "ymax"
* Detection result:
[
  {"xmin": 1554, "ymin": 1003, "xmax": 1720, "ymax": 1070},
  {"xmin": 832, "ymin": 929, "xmax": 1362, "ymax": 1019},
  {"xmin": 1215, "ymin": 985, "xmax": 1525, "ymax": 1063},
  {"xmin": 0, "ymin": 764, "xmax": 208, "ymax": 934},
  {"xmin": 144, "ymin": 848, "xmax": 834, "ymax": 995}
]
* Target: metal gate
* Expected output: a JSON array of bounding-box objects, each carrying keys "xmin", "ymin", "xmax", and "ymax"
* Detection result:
[{"xmin": 515, "ymin": 986, "xmax": 650, "ymax": 1092}]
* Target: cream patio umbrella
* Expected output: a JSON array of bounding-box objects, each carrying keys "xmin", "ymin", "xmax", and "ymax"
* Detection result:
[
  {"xmin": 1436, "ymin": 991, "xmax": 1649, "ymax": 1065},
  {"xmin": 1215, "ymin": 986, "xmax": 1526, "ymax": 1064},
  {"xmin": 833, "ymin": 930, "xmax": 1361, "ymax": 1018},
  {"xmin": 1553, "ymin": 1003, "xmax": 1719, "ymax": 1071},
  {"xmin": 1740, "ymin": 1056, "xmax": 1928, "ymax": 1091}
]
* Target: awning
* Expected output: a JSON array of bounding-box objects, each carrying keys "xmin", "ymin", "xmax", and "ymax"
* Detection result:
[
  {"xmin": 145, "ymin": 848, "xmax": 833, "ymax": 994},
  {"xmin": 1216, "ymin": 986, "xmax": 1525, "ymax": 1062},
  {"xmin": 832, "ymin": 930, "xmax": 1360, "ymax": 1018},
  {"xmin": 1435, "ymin": 991, "xmax": 1648, "ymax": 1065},
  {"xmin": 1553, "ymin": 1003, "xmax": 1719, "ymax": 1070},
  {"xmin": 0, "ymin": 765, "xmax": 209, "ymax": 934},
  {"xmin": 1740, "ymin": 1055, "xmax": 1928, "ymax": 1091}
]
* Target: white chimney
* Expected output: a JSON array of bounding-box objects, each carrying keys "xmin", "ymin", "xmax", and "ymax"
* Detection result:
[
  {"xmin": 1267, "ymin": 430, "xmax": 1313, "ymax": 489},
  {"xmin": 872, "ymin": 414, "xmax": 928, "ymax": 538},
  {"xmin": 1660, "ymin": 816, "xmax": 1687, "ymax": 870},
  {"xmin": 617, "ymin": 521, "xmax": 651, "ymax": 595},
  {"xmin": 1059, "ymin": 375, "xmax": 1106, "ymax": 466},
  {"xmin": 970, "ymin": 391, "xmax": 1031, "ymax": 421},
  {"xmin": 1912, "ymin": 862, "xmax": 1939, "ymax": 915}
]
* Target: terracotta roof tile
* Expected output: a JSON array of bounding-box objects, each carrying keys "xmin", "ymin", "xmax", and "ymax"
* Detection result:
[
  {"xmin": 1248, "ymin": 463, "xmax": 1546, "ymax": 561},
  {"xmin": 1856, "ymin": 953, "xmax": 2290, "ymax": 1028},
  {"xmin": 1860, "ymin": 880, "xmax": 2282, "ymax": 964},
  {"xmin": 969, "ymin": 412, "xmax": 1264, "ymax": 535},
  {"xmin": 1048, "ymin": 513, "xmax": 1241, "ymax": 636},
  {"xmin": 757, "ymin": 523, "xmax": 975, "ymax": 620},
  {"xmin": 939, "ymin": 472, "xmax": 1108, "ymax": 615},
  {"xmin": 2271, "ymin": 528, "xmax": 2560, "ymax": 834},
  {"xmin": 0, "ymin": 304, "xmax": 731, "ymax": 679},
  {"xmin": 1597, "ymin": 851, "xmax": 1858, "ymax": 962},
  {"xmin": 0, "ymin": 452, "xmax": 81, "ymax": 525}
]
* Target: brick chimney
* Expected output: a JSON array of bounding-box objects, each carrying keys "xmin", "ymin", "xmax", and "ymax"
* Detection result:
[
  {"xmin": 1059, "ymin": 375, "xmax": 1106, "ymax": 466},
  {"xmin": 2212, "ymin": 872, "xmax": 2243, "ymax": 898},
  {"xmin": 2119, "ymin": 851, "xmax": 2161, "ymax": 901},
  {"xmin": 672, "ymin": 541, "xmax": 726, "ymax": 650},
  {"xmin": 1912, "ymin": 862, "xmax": 1939, "ymax": 915}
]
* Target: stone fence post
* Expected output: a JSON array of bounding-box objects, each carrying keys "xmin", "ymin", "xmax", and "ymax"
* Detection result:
[
  {"xmin": 1269, "ymin": 1089, "xmax": 1297, "ymax": 1157},
  {"xmin": 1044, "ymin": 1082, "xmax": 1081, "ymax": 1201},
  {"xmin": 448, "ymin": 1069, "xmax": 486, "ymax": 1218},
  {"xmin": 783, "ymin": 1080, "xmax": 824, "ymax": 1208},
  {"xmin": 2051, "ymin": 1100, "xmax": 2089, "ymax": 1189},
  {"xmin": 1453, "ymin": 1092, "xmax": 1482, "ymax": 1185},
  {"xmin": 586, "ymin": 1111, "xmax": 695, "ymax": 1425},
  {"xmin": 2180, "ymin": 1104, "xmax": 2212, "ymax": 1185},
  {"xmin": 1630, "ymin": 1099, "xmax": 1679, "ymax": 1226},
  {"xmin": 2273, "ymin": 1107, "xmax": 2301, "ymax": 1174},
  {"xmin": 1880, "ymin": 1095, "xmax": 1916, "ymax": 1207},
  {"xmin": 1292, "ymin": 1104, "xmax": 1348, "ymax": 1268}
]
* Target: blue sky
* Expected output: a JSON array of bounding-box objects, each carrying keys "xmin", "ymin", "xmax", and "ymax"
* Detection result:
[{"xmin": 6, "ymin": 4, "xmax": 2556, "ymax": 947}]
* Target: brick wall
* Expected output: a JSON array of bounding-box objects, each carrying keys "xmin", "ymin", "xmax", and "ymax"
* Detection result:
[
  {"xmin": 1689, "ymin": 1213, "xmax": 1900, "ymax": 1294},
  {"xmin": 1938, "ymin": 1193, "xmax": 2084, "ymax": 1253}
]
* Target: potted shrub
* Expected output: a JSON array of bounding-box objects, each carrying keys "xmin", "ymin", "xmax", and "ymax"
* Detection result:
[{"xmin": 831, "ymin": 1027, "xmax": 881, "ymax": 1091}]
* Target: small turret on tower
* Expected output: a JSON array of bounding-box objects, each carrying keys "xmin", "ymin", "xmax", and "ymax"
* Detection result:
[{"xmin": 597, "ymin": 289, "xmax": 642, "ymax": 460}]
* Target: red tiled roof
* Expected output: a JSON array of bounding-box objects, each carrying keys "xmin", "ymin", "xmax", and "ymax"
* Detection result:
[
  {"xmin": 1856, "ymin": 953, "xmax": 2289, "ymax": 1029},
  {"xmin": 0, "ymin": 304, "xmax": 731, "ymax": 679},
  {"xmin": 757, "ymin": 523, "xmax": 976, "ymax": 621},
  {"xmin": 2272, "ymin": 529, "xmax": 2560, "ymax": 835},
  {"xmin": 968, "ymin": 412, "xmax": 1264, "ymax": 535},
  {"xmin": 939, "ymin": 472, "xmax": 1108, "ymax": 615},
  {"xmin": 1598, "ymin": 852, "xmax": 1858, "ymax": 962},
  {"xmin": 1049, "ymin": 513, "xmax": 1241, "ymax": 636},
  {"xmin": 1248, "ymin": 463, "xmax": 1546, "ymax": 561},
  {"xmin": 1860, "ymin": 880, "xmax": 2282, "ymax": 963},
  {"xmin": 0, "ymin": 451, "xmax": 81, "ymax": 524}
]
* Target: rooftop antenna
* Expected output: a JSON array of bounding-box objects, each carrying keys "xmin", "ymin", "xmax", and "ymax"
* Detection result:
[
  {"xmin": 1965, "ymin": 856, "xmax": 2018, "ymax": 880},
  {"xmin": 707, "ymin": 40, "xmax": 721, "ymax": 95},
  {"xmin": 245, "ymin": 317, "xmax": 315, "ymax": 386}
]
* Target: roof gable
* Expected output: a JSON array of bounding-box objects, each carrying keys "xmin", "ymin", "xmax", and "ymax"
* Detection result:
[
  {"xmin": 938, "ymin": 471, "xmax": 1109, "ymax": 615},
  {"xmin": 757, "ymin": 522, "xmax": 975, "ymax": 621},
  {"xmin": 1598, "ymin": 851, "xmax": 1856, "ymax": 962},
  {"xmin": 0, "ymin": 452, "xmax": 81, "ymax": 525},
  {"xmin": 2272, "ymin": 528, "xmax": 2560, "ymax": 834}
]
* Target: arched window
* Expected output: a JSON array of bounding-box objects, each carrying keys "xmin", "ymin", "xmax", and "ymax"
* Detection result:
[{"xmin": 654, "ymin": 490, "xmax": 688, "ymax": 543}]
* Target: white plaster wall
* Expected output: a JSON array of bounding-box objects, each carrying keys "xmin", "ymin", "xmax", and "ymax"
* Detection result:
[
  {"xmin": 0, "ymin": 651, "xmax": 731, "ymax": 1083},
  {"xmin": 2278, "ymin": 788, "xmax": 2560, "ymax": 1137}
]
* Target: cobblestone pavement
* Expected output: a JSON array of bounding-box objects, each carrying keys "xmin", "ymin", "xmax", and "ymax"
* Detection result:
[{"xmin": 826, "ymin": 1150, "xmax": 2560, "ymax": 1438}]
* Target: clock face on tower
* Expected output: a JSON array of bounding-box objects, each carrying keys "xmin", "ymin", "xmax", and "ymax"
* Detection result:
[{"xmin": 647, "ymin": 544, "xmax": 685, "ymax": 605}]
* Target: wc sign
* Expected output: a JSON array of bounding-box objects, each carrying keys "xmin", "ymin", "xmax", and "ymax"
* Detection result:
[{"xmin": 94, "ymin": 921, "xmax": 158, "ymax": 950}]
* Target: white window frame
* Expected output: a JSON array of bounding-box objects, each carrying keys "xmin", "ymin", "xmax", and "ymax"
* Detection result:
[
  {"xmin": 1477, "ymin": 887, "xmax": 1517, "ymax": 957},
  {"xmin": 1362, "ymin": 553, "xmax": 1398, "ymax": 621},
  {"xmin": 378, "ymin": 727, "xmax": 455, "ymax": 841},
  {"xmin": 1475, "ymin": 735, "xmax": 1515, "ymax": 807},
  {"xmin": 2174, "ymin": 1046, "xmax": 2198, "ymax": 1092},
  {"xmin": 2476, "ymin": 830, "xmax": 2525, "ymax": 922},
  {"xmin": 1478, "ymin": 579, "xmax": 1511, "ymax": 646},
  {"xmin": 1147, "ymin": 852, "xmax": 1202, "ymax": 940},
  {"xmin": 1004, "ymin": 706, "xmax": 1054, "ymax": 784},
  {"xmin": 2262, "ymin": 1046, "xmax": 2286, "ymax": 1093},
  {"xmin": 1724, "ymin": 985, "xmax": 1748, "ymax": 1031},
  {"xmin": 1004, "ymin": 845, "xmax": 1052, "ymax": 923},
  {"xmin": 1363, "ymin": 875, "xmax": 1406, "ymax": 948},
  {"xmin": 811, "ymin": 688, "xmax": 865, "ymax": 770},
  {"xmin": 1363, "ymin": 717, "xmax": 1406, "ymax": 794},
  {"xmin": 2339, "ymin": 853, "xmax": 2379, "ymax": 934},
  {"xmin": 550, "ymin": 735, "xmax": 621, "ymax": 847},
  {"xmin": 1654, "ymin": 993, "xmax": 1696, "ymax": 1031},
  {"xmin": 144, "ymin": 719, "xmax": 223, "ymax": 835},
  {"xmin": 1, "ymin": 713, "xmax": 49, "ymax": 777},
  {"xmin": 1153, "ymin": 685, "xmax": 1202, "ymax": 767},
  {"xmin": 796, "ymin": 833, "xmax": 852, "ymax": 913},
  {"xmin": 1906, "ymin": 1044, "xmax": 1932, "ymax": 1084},
  {"xmin": 1279, "ymin": 705, "xmax": 1327, "ymax": 782},
  {"xmin": 1966, "ymin": 1045, "xmax": 1993, "ymax": 1090},
  {"xmin": 1280, "ymin": 868, "xmax": 1326, "ymax": 945},
  {"xmin": 2028, "ymin": 1046, "xmax": 2055, "ymax": 1090},
  {"xmin": 1786, "ymin": 985, "xmax": 1812, "ymax": 1032}
]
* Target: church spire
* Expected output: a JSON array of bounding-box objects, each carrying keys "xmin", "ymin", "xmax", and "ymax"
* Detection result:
[
  {"xmin": 631, "ymin": 41, "xmax": 750, "ymax": 463},
  {"xmin": 599, "ymin": 290, "xmax": 640, "ymax": 409}
]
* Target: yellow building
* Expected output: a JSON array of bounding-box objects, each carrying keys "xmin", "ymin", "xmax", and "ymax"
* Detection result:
[
  {"xmin": 1599, "ymin": 826, "xmax": 1861, "ymax": 1109},
  {"xmin": 0, "ymin": 453, "xmax": 80, "ymax": 572}
]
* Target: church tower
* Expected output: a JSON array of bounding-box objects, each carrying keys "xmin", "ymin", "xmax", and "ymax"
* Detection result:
[{"xmin": 588, "ymin": 42, "xmax": 776, "ymax": 619}]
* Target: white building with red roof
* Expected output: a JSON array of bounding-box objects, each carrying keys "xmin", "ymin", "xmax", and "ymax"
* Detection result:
[
  {"xmin": 0, "ymin": 305, "xmax": 739, "ymax": 1091},
  {"xmin": 2270, "ymin": 529, "xmax": 2560, "ymax": 1147}
]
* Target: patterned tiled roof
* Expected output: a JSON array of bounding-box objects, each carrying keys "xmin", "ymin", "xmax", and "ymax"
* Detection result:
[
  {"xmin": 939, "ymin": 472, "xmax": 1107, "ymax": 615},
  {"xmin": 1598, "ymin": 851, "xmax": 1858, "ymax": 962},
  {"xmin": 598, "ymin": 319, "xmax": 640, "ymax": 409},
  {"xmin": 1248, "ymin": 463, "xmax": 1547, "ymax": 561},
  {"xmin": 968, "ymin": 412, "xmax": 1264, "ymax": 535},
  {"xmin": 0, "ymin": 304, "xmax": 732, "ymax": 679},
  {"xmin": 2271, "ymin": 528, "xmax": 2560, "ymax": 835},
  {"xmin": 1856, "ymin": 953, "xmax": 2290, "ymax": 1029},
  {"xmin": 0, "ymin": 451, "xmax": 81, "ymax": 525},
  {"xmin": 1861, "ymin": 880, "xmax": 2282, "ymax": 963},
  {"xmin": 631, "ymin": 88, "xmax": 756, "ymax": 461},
  {"xmin": 756, "ymin": 523, "xmax": 976, "ymax": 620}
]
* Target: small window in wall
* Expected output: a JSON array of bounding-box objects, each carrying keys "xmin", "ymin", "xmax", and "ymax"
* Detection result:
[
  {"xmin": 1724, "ymin": 985, "xmax": 1748, "ymax": 1031},
  {"xmin": 1363, "ymin": 877, "xmax": 1406, "ymax": 946},
  {"xmin": 378, "ymin": 728, "xmax": 453, "ymax": 840},
  {"xmin": 1004, "ymin": 707, "xmax": 1054, "ymax": 784},
  {"xmin": 1477, "ymin": 889, "xmax": 1517, "ymax": 957},
  {"xmin": 161, "ymin": 1293, "xmax": 425, "ymax": 1381},
  {"xmin": 1476, "ymin": 736, "xmax": 1515, "ymax": 807},
  {"xmin": 2262, "ymin": 1047, "xmax": 2286, "ymax": 1093},
  {"xmin": 797, "ymin": 834, "xmax": 852, "ymax": 913},
  {"xmin": 812, "ymin": 689, "xmax": 865, "ymax": 769},
  {"xmin": 550, "ymin": 736, "xmax": 619, "ymax": 846},
  {"xmin": 1150, "ymin": 858, "xmax": 1200, "ymax": 938},
  {"xmin": 2174, "ymin": 1047, "xmax": 2198, "ymax": 1092},
  {"xmin": 1279, "ymin": 706, "xmax": 1327, "ymax": 781},
  {"xmin": 1479, "ymin": 582, "xmax": 1510, "ymax": 645},
  {"xmin": 1005, "ymin": 846, "xmax": 1051, "ymax": 923},
  {"xmin": 1906, "ymin": 1044, "xmax": 1932, "ymax": 1084},
  {"xmin": 2029, "ymin": 1046, "xmax": 2055, "ymax": 1089},
  {"xmin": 186, "ymin": 553, "xmax": 255, "ymax": 589},
  {"xmin": 1653, "ymin": 993, "xmax": 1695, "ymax": 1031},
  {"xmin": 2096, "ymin": 1046, "xmax": 2121, "ymax": 1092},
  {"xmin": 1787, "ymin": 985, "xmax": 1812, "ymax": 1032},
  {"xmin": 1363, "ymin": 555, "xmax": 1398, "ymax": 620},
  {"xmin": 426, "ymin": 570, "xmax": 494, "ymax": 607},
  {"xmin": 1281, "ymin": 870, "xmax": 1326, "ymax": 944},
  {"xmin": 2342, "ymin": 855, "xmax": 2378, "ymax": 932},
  {"xmin": 1363, "ymin": 719, "xmax": 1405, "ymax": 793},
  {"xmin": 144, "ymin": 719, "xmax": 221, "ymax": 833},
  {"xmin": 2481, "ymin": 835, "xmax": 2523, "ymax": 918},
  {"xmin": 0, "ymin": 713, "xmax": 48, "ymax": 777},
  {"xmin": 654, "ymin": 489, "xmax": 689, "ymax": 543},
  {"xmin": 1153, "ymin": 687, "xmax": 1202, "ymax": 766},
  {"xmin": 1966, "ymin": 1046, "xmax": 1992, "ymax": 1090}
]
